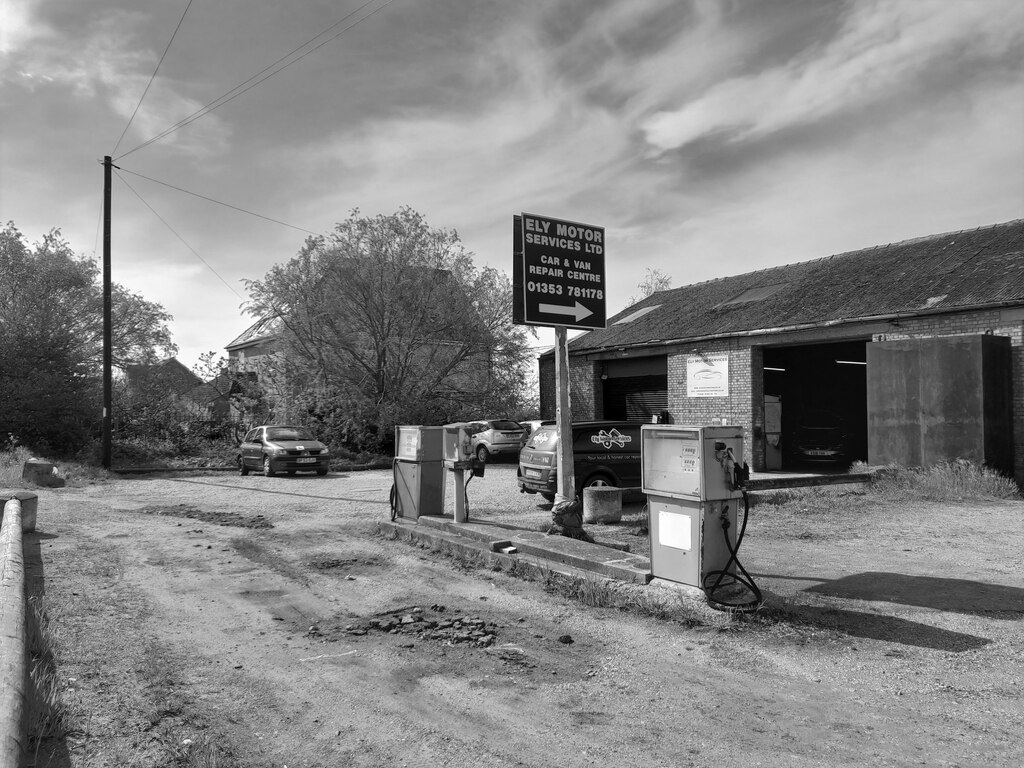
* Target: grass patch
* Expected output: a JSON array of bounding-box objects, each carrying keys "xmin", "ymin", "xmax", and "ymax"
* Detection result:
[
  {"xmin": 864, "ymin": 460, "xmax": 1020, "ymax": 501},
  {"xmin": 1, "ymin": 445, "xmax": 109, "ymax": 487},
  {"xmin": 25, "ymin": 596, "xmax": 71, "ymax": 760}
]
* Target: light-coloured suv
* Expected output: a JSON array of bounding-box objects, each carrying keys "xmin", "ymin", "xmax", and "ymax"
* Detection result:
[{"xmin": 470, "ymin": 419, "xmax": 525, "ymax": 463}]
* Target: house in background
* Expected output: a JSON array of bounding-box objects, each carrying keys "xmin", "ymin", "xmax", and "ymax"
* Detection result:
[
  {"xmin": 540, "ymin": 219, "xmax": 1023, "ymax": 484},
  {"xmin": 124, "ymin": 357, "xmax": 202, "ymax": 397},
  {"xmin": 123, "ymin": 357, "xmax": 259, "ymax": 434},
  {"xmin": 225, "ymin": 316, "xmax": 281, "ymax": 374}
]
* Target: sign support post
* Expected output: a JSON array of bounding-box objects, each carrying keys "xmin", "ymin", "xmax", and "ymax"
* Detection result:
[{"xmin": 553, "ymin": 326, "xmax": 575, "ymax": 503}]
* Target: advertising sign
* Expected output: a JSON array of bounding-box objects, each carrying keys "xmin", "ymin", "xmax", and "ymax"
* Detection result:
[
  {"xmin": 514, "ymin": 213, "xmax": 606, "ymax": 329},
  {"xmin": 687, "ymin": 353, "xmax": 729, "ymax": 397}
]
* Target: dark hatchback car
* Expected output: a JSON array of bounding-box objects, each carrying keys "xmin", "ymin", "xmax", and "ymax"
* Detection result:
[
  {"xmin": 239, "ymin": 425, "xmax": 330, "ymax": 477},
  {"xmin": 517, "ymin": 420, "xmax": 643, "ymax": 502},
  {"xmin": 790, "ymin": 409, "xmax": 848, "ymax": 465}
]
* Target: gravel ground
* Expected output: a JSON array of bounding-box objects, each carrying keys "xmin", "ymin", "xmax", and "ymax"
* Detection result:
[{"xmin": 20, "ymin": 460, "xmax": 1024, "ymax": 767}]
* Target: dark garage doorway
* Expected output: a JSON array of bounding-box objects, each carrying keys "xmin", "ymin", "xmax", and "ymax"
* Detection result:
[
  {"xmin": 601, "ymin": 356, "xmax": 668, "ymax": 422},
  {"xmin": 763, "ymin": 340, "xmax": 868, "ymax": 469}
]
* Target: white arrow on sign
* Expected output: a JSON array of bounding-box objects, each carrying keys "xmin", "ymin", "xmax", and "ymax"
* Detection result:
[{"xmin": 538, "ymin": 301, "xmax": 594, "ymax": 322}]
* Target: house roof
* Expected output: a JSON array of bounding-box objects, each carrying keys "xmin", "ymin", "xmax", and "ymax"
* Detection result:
[
  {"xmin": 124, "ymin": 357, "xmax": 202, "ymax": 394},
  {"xmin": 565, "ymin": 219, "xmax": 1024, "ymax": 355},
  {"xmin": 225, "ymin": 316, "xmax": 280, "ymax": 350}
]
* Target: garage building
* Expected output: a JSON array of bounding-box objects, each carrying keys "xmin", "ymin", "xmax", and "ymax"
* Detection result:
[{"xmin": 539, "ymin": 219, "xmax": 1024, "ymax": 485}]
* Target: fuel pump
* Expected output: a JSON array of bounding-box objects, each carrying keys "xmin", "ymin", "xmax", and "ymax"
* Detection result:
[
  {"xmin": 390, "ymin": 426, "xmax": 445, "ymax": 521},
  {"xmin": 641, "ymin": 424, "xmax": 761, "ymax": 610},
  {"xmin": 442, "ymin": 423, "xmax": 485, "ymax": 523}
]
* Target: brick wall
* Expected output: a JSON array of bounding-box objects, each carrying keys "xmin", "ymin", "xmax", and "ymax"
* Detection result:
[
  {"xmin": 538, "ymin": 355, "xmax": 598, "ymax": 421},
  {"xmin": 667, "ymin": 343, "xmax": 759, "ymax": 465}
]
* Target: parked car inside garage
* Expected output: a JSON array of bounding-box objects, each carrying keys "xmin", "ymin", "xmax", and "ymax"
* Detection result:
[
  {"xmin": 239, "ymin": 425, "xmax": 330, "ymax": 477},
  {"xmin": 790, "ymin": 409, "xmax": 848, "ymax": 465}
]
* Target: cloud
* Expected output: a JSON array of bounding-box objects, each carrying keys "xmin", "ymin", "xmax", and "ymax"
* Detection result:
[
  {"xmin": 0, "ymin": 1, "xmax": 231, "ymax": 159},
  {"xmin": 641, "ymin": 0, "xmax": 1024, "ymax": 152},
  {"xmin": 0, "ymin": 0, "xmax": 43, "ymax": 55}
]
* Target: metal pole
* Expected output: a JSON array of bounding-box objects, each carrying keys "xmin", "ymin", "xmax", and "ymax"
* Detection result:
[
  {"xmin": 102, "ymin": 156, "xmax": 112, "ymax": 468},
  {"xmin": 554, "ymin": 325, "xmax": 575, "ymax": 503}
]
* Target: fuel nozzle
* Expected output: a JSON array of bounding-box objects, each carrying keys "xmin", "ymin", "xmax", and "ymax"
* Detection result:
[{"xmin": 733, "ymin": 460, "xmax": 750, "ymax": 490}]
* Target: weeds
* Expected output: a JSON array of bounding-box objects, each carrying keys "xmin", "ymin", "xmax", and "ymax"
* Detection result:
[
  {"xmin": 25, "ymin": 596, "xmax": 71, "ymax": 757},
  {"xmin": 0, "ymin": 446, "xmax": 108, "ymax": 487},
  {"xmin": 865, "ymin": 459, "xmax": 1020, "ymax": 501}
]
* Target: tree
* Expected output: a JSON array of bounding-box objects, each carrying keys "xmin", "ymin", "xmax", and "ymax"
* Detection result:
[
  {"xmin": 0, "ymin": 222, "xmax": 176, "ymax": 453},
  {"xmin": 244, "ymin": 208, "xmax": 534, "ymax": 449},
  {"xmin": 628, "ymin": 268, "xmax": 673, "ymax": 306}
]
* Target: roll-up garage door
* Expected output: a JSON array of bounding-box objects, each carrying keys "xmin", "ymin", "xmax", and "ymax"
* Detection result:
[{"xmin": 603, "ymin": 375, "xmax": 668, "ymax": 421}]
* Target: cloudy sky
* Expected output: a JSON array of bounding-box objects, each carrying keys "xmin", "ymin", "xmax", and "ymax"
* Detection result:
[{"xmin": 2, "ymin": 0, "xmax": 1022, "ymax": 369}]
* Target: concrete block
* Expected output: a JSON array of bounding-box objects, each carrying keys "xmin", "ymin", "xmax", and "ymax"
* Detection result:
[{"xmin": 583, "ymin": 486, "xmax": 622, "ymax": 524}]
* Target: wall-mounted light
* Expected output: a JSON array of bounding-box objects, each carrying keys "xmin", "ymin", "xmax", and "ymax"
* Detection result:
[
  {"xmin": 835, "ymin": 360, "xmax": 866, "ymax": 365},
  {"xmin": 764, "ymin": 366, "xmax": 786, "ymax": 372}
]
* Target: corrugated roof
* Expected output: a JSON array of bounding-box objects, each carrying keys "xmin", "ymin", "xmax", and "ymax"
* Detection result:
[{"xmin": 567, "ymin": 219, "xmax": 1024, "ymax": 354}]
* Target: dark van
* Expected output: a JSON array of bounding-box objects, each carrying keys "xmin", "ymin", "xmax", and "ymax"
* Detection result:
[{"xmin": 517, "ymin": 421, "xmax": 643, "ymax": 502}]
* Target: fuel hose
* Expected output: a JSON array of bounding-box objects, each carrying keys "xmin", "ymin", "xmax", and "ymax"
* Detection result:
[{"xmin": 703, "ymin": 491, "xmax": 763, "ymax": 611}]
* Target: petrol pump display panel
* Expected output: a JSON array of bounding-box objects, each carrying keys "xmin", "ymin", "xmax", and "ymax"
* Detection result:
[
  {"xmin": 642, "ymin": 427, "xmax": 702, "ymax": 499},
  {"xmin": 641, "ymin": 425, "xmax": 744, "ymax": 501},
  {"xmin": 442, "ymin": 423, "xmax": 476, "ymax": 466},
  {"xmin": 396, "ymin": 426, "xmax": 444, "ymax": 462}
]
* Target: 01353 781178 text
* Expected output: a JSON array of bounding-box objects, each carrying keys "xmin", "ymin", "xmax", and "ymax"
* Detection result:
[{"xmin": 525, "ymin": 280, "xmax": 603, "ymax": 300}]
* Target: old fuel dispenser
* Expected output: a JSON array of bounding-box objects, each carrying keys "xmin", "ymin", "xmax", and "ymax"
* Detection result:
[
  {"xmin": 641, "ymin": 424, "xmax": 761, "ymax": 609},
  {"xmin": 390, "ymin": 426, "xmax": 445, "ymax": 520},
  {"xmin": 442, "ymin": 423, "xmax": 484, "ymax": 523}
]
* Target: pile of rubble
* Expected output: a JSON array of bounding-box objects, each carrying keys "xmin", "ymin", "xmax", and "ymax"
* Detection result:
[{"xmin": 341, "ymin": 604, "xmax": 499, "ymax": 647}]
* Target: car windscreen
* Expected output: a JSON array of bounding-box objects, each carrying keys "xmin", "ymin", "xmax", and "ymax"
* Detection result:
[{"xmin": 266, "ymin": 427, "xmax": 316, "ymax": 441}]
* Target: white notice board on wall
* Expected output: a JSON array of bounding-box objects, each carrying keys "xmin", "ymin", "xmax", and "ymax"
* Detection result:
[{"xmin": 686, "ymin": 354, "xmax": 729, "ymax": 397}]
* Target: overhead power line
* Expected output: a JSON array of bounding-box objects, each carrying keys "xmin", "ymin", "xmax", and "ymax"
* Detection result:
[
  {"xmin": 114, "ymin": 169, "xmax": 246, "ymax": 301},
  {"xmin": 111, "ymin": 0, "xmax": 196, "ymax": 158},
  {"xmin": 115, "ymin": 0, "xmax": 396, "ymax": 161},
  {"xmin": 117, "ymin": 167, "xmax": 324, "ymax": 236}
]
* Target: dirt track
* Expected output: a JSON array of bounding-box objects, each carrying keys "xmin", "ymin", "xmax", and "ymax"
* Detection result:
[{"xmin": 24, "ymin": 464, "xmax": 1024, "ymax": 767}]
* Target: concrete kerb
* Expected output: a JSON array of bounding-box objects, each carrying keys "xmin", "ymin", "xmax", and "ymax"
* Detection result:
[
  {"xmin": 0, "ymin": 490, "xmax": 38, "ymax": 533},
  {"xmin": 381, "ymin": 515, "xmax": 652, "ymax": 586},
  {"xmin": 0, "ymin": 497, "xmax": 27, "ymax": 765},
  {"xmin": 380, "ymin": 518, "xmax": 630, "ymax": 587}
]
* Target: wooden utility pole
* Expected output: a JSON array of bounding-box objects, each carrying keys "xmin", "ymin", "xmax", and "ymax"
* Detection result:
[
  {"xmin": 102, "ymin": 156, "xmax": 113, "ymax": 468},
  {"xmin": 553, "ymin": 326, "xmax": 575, "ymax": 503}
]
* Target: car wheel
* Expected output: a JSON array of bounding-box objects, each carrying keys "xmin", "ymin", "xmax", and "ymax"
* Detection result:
[
  {"xmin": 316, "ymin": 468, "xmax": 328, "ymax": 476},
  {"xmin": 286, "ymin": 470, "xmax": 296, "ymax": 476},
  {"xmin": 263, "ymin": 456, "xmax": 275, "ymax": 477},
  {"xmin": 476, "ymin": 445, "xmax": 489, "ymax": 463},
  {"xmin": 540, "ymin": 492, "xmax": 556, "ymax": 503},
  {"xmin": 238, "ymin": 456, "xmax": 249, "ymax": 476}
]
